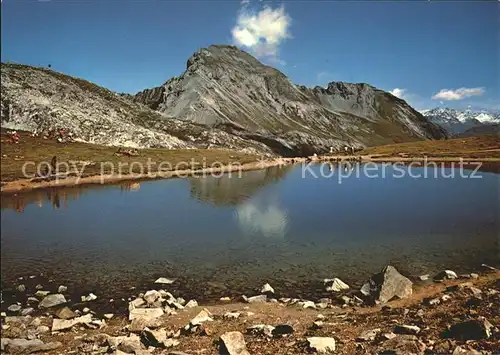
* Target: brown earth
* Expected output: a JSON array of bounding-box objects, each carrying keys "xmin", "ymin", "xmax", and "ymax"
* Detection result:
[
  {"xmin": 2, "ymin": 130, "xmax": 499, "ymax": 194},
  {"xmin": 1, "ymin": 271, "xmax": 498, "ymax": 354}
]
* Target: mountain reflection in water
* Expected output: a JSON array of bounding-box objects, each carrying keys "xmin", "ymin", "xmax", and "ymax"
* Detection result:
[
  {"xmin": 1, "ymin": 181, "xmax": 142, "ymax": 213},
  {"xmin": 0, "ymin": 164, "xmax": 498, "ymax": 302}
]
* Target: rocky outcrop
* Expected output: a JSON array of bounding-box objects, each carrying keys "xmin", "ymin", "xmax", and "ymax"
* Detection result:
[
  {"xmin": 0, "ymin": 63, "xmax": 274, "ymax": 155},
  {"xmin": 360, "ymin": 265, "xmax": 413, "ymax": 303},
  {"xmin": 0, "ymin": 268, "xmax": 498, "ymax": 355},
  {"xmin": 219, "ymin": 331, "xmax": 250, "ymax": 355},
  {"xmin": 2, "ymin": 48, "xmax": 446, "ymax": 156},
  {"xmin": 306, "ymin": 337, "xmax": 336, "ymax": 354},
  {"xmin": 133, "ymin": 45, "xmax": 447, "ymax": 155}
]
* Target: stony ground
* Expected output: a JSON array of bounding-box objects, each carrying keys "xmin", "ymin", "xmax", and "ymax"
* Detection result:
[
  {"xmin": 1, "ymin": 267, "xmax": 498, "ymax": 354},
  {"xmin": 0, "ymin": 128, "xmax": 260, "ymax": 183}
]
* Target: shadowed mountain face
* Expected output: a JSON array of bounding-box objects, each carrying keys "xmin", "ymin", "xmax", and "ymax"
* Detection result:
[
  {"xmin": 457, "ymin": 124, "xmax": 500, "ymax": 138},
  {"xmin": 134, "ymin": 45, "xmax": 446, "ymax": 155}
]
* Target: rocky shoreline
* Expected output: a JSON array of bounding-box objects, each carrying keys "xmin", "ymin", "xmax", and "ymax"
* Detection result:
[
  {"xmin": 1, "ymin": 264, "xmax": 498, "ymax": 354},
  {"xmin": 3, "ymin": 154, "xmax": 500, "ymax": 195}
]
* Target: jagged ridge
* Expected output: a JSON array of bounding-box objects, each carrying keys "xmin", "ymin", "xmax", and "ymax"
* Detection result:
[
  {"xmin": 133, "ymin": 44, "xmax": 446, "ymax": 154},
  {"xmin": 420, "ymin": 107, "xmax": 500, "ymax": 135}
]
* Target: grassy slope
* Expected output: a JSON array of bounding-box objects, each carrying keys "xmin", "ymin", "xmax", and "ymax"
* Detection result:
[
  {"xmin": 360, "ymin": 134, "xmax": 500, "ymax": 158},
  {"xmin": 0, "ymin": 129, "xmax": 259, "ymax": 182}
]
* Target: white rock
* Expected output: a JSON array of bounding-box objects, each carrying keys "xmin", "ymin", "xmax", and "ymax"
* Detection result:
[
  {"xmin": 189, "ymin": 309, "xmax": 213, "ymax": 326},
  {"xmin": 104, "ymin": 313, "xmax": 114, "ymax": 319},
  {"xmin": 143, "ymin": 290, "xmax": 160, "ymax": 305},
  {"xmin": 220, "ymin": 297, "xmax": 231, "ymax": 302},
  {"xmin": 57, "ymin": 285, "xmax": 67, "ymax": 293},
  {"xmin": 260, "ymin": 283, "xmax": 275, "ymax": 294},
  {"xmin": 307, "ymin": 337, "xmax": 336, "ymax": 354},
  {"xmin": 383, "ymin": 332, "xmax": 397, "ymax": 340},
  {"xmin": 441, "ymin": 294, "xmax": 452, "ymax": 302},
  {"xmin": 142, "ymin": 327, "xmax": 166, "ymax": 346},
  {"xmin": 158, "ymin": 290, "xmax": 174, "ymax": 299},
  {"xmin": 312, "ymin": 321, "xmax": 324, "ymax": 329},
  {"xmin": 83, "ymin": 293, "xmax": 97, "ymax": 302},
  {"xmin": 435, "ymin": 270, "xmax": 458, "ymax": 280},
  {"xmin": 395, "ymin": 324, "xmax": 421, "ymax": 335},
  {"xmin": 34, "ymin": 290, "xmax": 50, "ymax": 298},
  {"xmin": 223, "ymin": 311, "xmax": 241, "ymax": 320},
  {"xmin": 36, "ymin": 325, "xmax": 50, "ymax": 334},
  {"xmin": 27, "ymin": 297, "xmax": 39, "ymax": 304},
  {"xmin": 356, "ymin": 328, "xmax": 381, "ymax": 341},
  {"xmin": 324, "ymin": 278, "xmax": 349, "ymax": 292},
  {"xmin": 245, "ymin": 295, "xmax": 267, "ymax": 303},
  {"xmin": 20, "ymin": 308, "xmax": 34, "ymax": 316},
  {"xmin": 220, "ymin": 331, "xmax": 250, "ymax": 355},
  {"xmin": 52, "ymin": 314, "xmax": 92, "ymax": 331},
  {"xmin": 163, "ymin": 338, "xmax": 180, "ymax": 348},
  {"xmin": 128, "ymin": 298, "xmax": 146, "ymax": 311},
  {"xmin": 128, "ymin": 307, "xmax": 164, "ymax": 321},
  {"xmin": 185, "ymin": 299, "xmax": 198, "ymax": 308},
  {"xmin": 39, "ymin": 294, "xmax": 66, "ymax": 308},
  {"xmin": 247, "ymin": 324, "xmax": 275, "ymax": 337},
  {"xmin": 166, "ymin": 300, "xmax": 184, "ymax": 310},
  {"xmin": 154, "ymin": 277, "xmax": 175, "ymax": 284},
  {"xmin": 298, "ymin": 301, "xmax": 316, "ymax": 309},
  {"xmin": 425, "ymin": 297, "xmax": 440, "ymax": 306},
  {"xmin": 7, "ymin": 304, "xmax": 22, "ymax": 313}
]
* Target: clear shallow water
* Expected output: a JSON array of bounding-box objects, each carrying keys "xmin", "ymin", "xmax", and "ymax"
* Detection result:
[{"xmin": 1, "ymin": 164, "xmax": 499, "ymax": 301}]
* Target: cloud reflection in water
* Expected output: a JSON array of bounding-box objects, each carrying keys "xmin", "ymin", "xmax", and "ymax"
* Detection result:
[{"xmin": 235, "ymin": 197, "xmax": 288, "ymax": 238}]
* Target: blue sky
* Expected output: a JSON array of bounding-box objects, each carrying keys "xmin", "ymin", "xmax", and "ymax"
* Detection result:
[{"xmin": 1, "ymin": 0, "xmax": 498, "ymax": 110}]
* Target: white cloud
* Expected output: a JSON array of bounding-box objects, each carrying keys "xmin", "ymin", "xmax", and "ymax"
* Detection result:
[
  {"xmin": 431, "ymin": 87, "xmax": 485, "ymax": 101},
  {"xmin": 241, "ymin": 0, "xmax": 250, "ymax": 4},
  {"xmin": 236, "ymin": 200, "xmax": 287, "ymax": 238},
  {"xmin": 231, "ymin": 5, "xmax": 291, "ymax": 61},
  {"xmin": 389, "ymin": 88, "xmax": 406, "ymax": 99}
]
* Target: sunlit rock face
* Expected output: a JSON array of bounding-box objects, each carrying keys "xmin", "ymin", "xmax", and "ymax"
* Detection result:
[
  {"xmin": 0, "ymin": 63, "xmax": 273, "ymax": 154},
  {"xmin": 1, "ymin": 45, "xmax": 446, "ymax": 156},
  {"xmin": 134, "ymin": 44, "xmax": 446, "ymax": 155}
]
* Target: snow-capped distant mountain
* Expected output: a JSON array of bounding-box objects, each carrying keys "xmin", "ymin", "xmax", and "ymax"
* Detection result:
[{"xmin": 419, "ymin": 108, "xmax": 500, "ymax": 135}]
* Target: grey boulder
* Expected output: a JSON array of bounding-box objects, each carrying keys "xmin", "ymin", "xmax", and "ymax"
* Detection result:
[{"xmin": 360, "ymin": 265, "xmax": 412, "ymax": 303}]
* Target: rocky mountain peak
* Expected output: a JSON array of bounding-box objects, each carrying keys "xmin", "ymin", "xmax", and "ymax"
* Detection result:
[
  {"xmin": 420, "ymin": 107, "xmax": 500, "ymax": 136},
  {"xmin": 131, "ymin": 44, "xmax": 446, "ymax": 155},
  {"xmin": 1, "ymin": 44, "xmax": 447, "ymax": 156}
]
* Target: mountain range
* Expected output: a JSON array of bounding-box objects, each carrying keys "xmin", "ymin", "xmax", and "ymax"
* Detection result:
[
  {"xmin": 1, "ymin": 44, "xmax": 446, "ymax": 156},
  {"xmin": 420, "ymin": 107, "xmax": 500, "ymax": 136}
]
